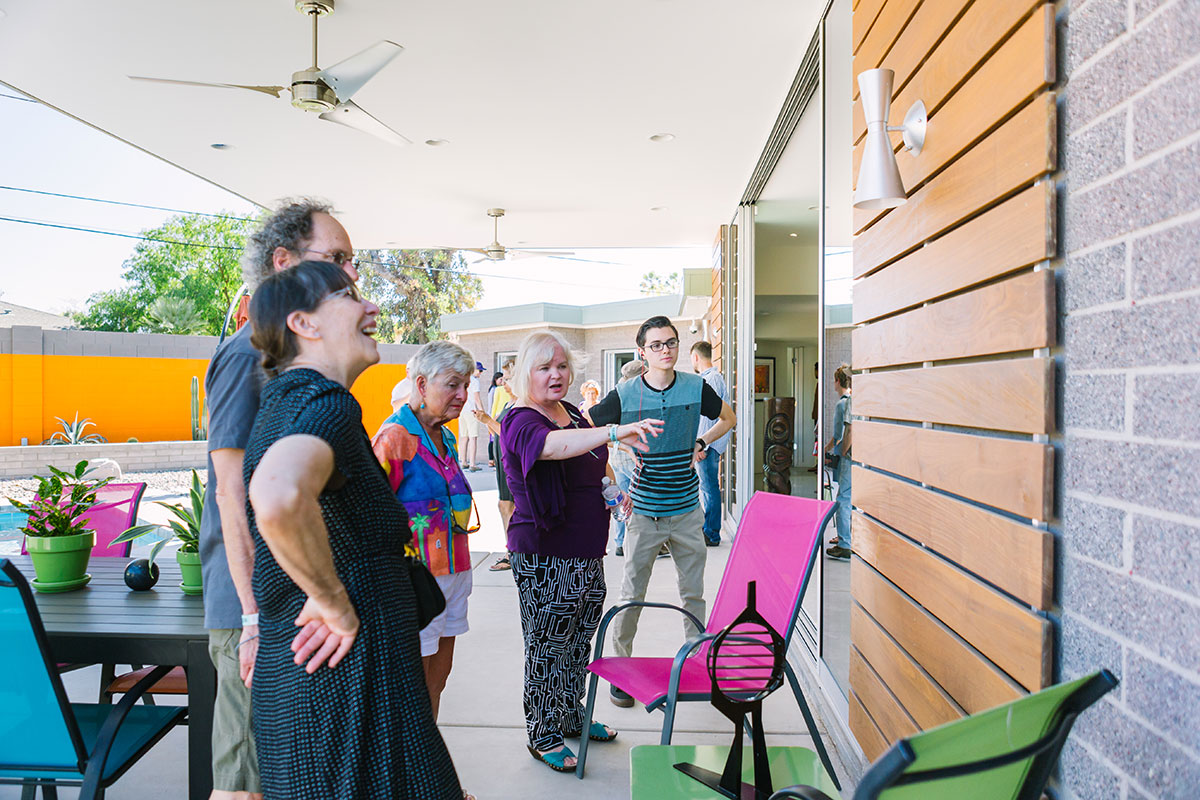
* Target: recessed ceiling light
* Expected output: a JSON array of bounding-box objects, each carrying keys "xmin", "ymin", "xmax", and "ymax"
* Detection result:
[
  {"xmin": 650, "ymin": 206, "xmax": 665, "ymax": 212},
  {"xmin": 209, "ymin": 143, "xmax": 232, "ymax": 150},
  {"xmin": 649, "ymin": 133, "xmax": 675, "ymax": 143},
  {"xmin": 425, "ymin": 138, "xmax": 449, "ymax": 147},
  {"xmin": 788, "ymin": 232, "xmax": 798, "ymax": 238}
]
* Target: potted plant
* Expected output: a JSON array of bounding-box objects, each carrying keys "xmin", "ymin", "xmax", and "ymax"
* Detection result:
[
  {"xmin": 6, "ymin": 461, "xmax": 111, "ymax": 592},
  {"xmin": 113, "ymin": 470, "xmax": 204, "ymax": 595}
]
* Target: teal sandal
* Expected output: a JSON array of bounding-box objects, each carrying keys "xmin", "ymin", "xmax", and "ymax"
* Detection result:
[
  {"xmin": 527, "ymin": 744, "xmax": 576, "ymax": 773},
  {"xmin": 565, "ymin": 721, "xmax": 618, "ymax": 742}
]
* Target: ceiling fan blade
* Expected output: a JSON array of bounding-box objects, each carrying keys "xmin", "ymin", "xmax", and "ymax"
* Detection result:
[
  {"xmin": 129, "ymin": 76, "xmax": 286, "ymax": 98},
  {"xmin": 509, "ymin": 249, "xmax": 576, "ymax": 258},
  {"xmin": 318, "ymin": 100, "xmax": 411, "ymax": 146},
  {"xmin": 320, "ymin": 41, "xmax": 404, "ymax": 101}
]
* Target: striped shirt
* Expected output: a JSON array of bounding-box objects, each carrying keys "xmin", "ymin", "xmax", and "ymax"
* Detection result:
[{"xmin": 589, "ymin": 372, "xmax": 723, "ymax": 517}]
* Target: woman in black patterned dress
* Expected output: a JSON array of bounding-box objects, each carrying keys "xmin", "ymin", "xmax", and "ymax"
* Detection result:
[{"xmin": 243, "ymin": 261, "xmax": 462, "ymax": 799}]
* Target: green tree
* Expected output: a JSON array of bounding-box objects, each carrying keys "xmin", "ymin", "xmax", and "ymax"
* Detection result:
[
  {"xmin": 71, "ymin": 212, "xmax": 254, "ymax": 334},
  {"xmin": 640, "ymin": 270, "xmax": 681, "ymax": 295},
  {"xmin": 356, "ymin": 249, "xmax": 483, "ymax": 344}
]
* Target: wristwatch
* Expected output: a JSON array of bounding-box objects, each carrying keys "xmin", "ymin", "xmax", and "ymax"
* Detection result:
[{"xmin": 695, "ymin": 438, "xmax": 708, "ymax": 452}]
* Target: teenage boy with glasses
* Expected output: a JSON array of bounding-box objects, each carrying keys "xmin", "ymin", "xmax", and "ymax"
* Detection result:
[{"xmin": 586, "ymin": 315, "xmax": 736, "ymax": 707}]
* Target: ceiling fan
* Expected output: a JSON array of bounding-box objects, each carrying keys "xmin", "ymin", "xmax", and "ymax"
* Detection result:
[
  {"xmin": 456, "ymin": 209, "xmax": 575, "ymax": 262},
  {"xmin": 129, "ymin": 0, "xmax": 409, "ymax": 146}
]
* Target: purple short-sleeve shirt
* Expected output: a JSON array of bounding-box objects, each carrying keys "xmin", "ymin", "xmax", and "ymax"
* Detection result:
[{"xmin": 500, "ymin": 404, "xmax": 609, "ymax": 559}]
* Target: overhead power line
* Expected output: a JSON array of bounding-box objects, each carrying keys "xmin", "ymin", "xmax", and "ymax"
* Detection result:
[
  {"xmin": 0, "ymin": 185, "xmax": 257, "ymax": 221},
  {"xmin": 0, "ymin": 214, "xmax": 620, "ymax": 290}
]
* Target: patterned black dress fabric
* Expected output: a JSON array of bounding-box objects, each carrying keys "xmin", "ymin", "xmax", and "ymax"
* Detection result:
[{"xmin": 243, "ymin": 368, "xmax": 461, "ymax": 800}]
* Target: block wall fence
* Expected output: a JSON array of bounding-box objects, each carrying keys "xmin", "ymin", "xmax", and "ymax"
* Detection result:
[{"xmin": 0, "ymin": 325, "xmax": 417, "ymax": 451}]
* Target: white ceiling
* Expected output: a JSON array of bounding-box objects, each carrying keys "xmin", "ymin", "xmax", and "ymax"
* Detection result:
[{"xmin": 0, "ymin": 0, "xmax": 823, "ymax": 250}]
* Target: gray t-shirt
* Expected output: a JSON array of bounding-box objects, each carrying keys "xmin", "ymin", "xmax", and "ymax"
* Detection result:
[
  {"xmin": 199, "ymin": 325, "xmax": 263, "ymax": 629},
  {"xmin": 698, "ymin": 366, "xmax": 732, "ymax": 454}
]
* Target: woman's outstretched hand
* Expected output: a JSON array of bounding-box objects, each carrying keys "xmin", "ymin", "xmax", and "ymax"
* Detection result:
[
  {"xmin": 617, "ymin": 418, "xmax": 665, "ymax": 452},
  {"xmin": 291, "ymin": 591, "xmax": 360, "ymax": 673}
]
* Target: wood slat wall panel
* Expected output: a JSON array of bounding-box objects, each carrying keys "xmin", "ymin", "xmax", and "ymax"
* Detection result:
[
  {"xmin": 853, "ymin": 358, "xmax": 1054, "ymax": 434},
  {"xmin": 852, "ymin": 0, "xmax": 923, "ymax": 98},
  {"xmin": 852, "ymin": 603, "xmax": 965, "ymax": 728},
  {"xmin": 853, "ymin": 0, "xmax": 890, "ymax": 54},
  {"xmin": 853, "ymin": 466, "xmax": 1054, "ymax": 607},
  {"xmin": 853, "ymin": 557, "xmax": 1025, "ymax": 713},
  {"xmin": 849, "ymin": 692, "xmax": 891, "ymax": 762},
  {"xmin": 854, "ymin": 419, "xmax": 1053, "ymax": 520},
  {"xmin": 853, "ymin": 6, "xmax": 1056, "ymax": 232},
  {"xmin": 852, "ymin": 0, "xmax": 968, "ymax": 135},
  {"xmin": 852, "ymin": 182, "xmax": 1054, "ymax": 323},
  {"xmin": 853, "ymin": 513, "xmax": 1052, "ymax": 690},
  {"xmin": 850, "ymin": 646, "xmax": 921, "ymax": 741},
  {"xmin": 852, "ymin": 270, "xmax": 1055, "ymax": 369},
  {"xmin": 852, "ymin": 0, "xmax": 1045, "ymax": 144},
  {"xmin": 853, "ymin": 91, "xmax": 1056, "ymax": 278}
]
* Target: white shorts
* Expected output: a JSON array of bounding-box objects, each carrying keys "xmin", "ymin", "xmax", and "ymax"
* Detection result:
[
  {"xmin": 460, "ymin": 409, "xmax": 480, "ymax": 438},
  {"xmin": 419, "ymin": 570, "xmax": 473, "ymax": 657}
]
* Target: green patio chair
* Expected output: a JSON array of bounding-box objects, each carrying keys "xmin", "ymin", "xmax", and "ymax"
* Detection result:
[
  {"xmin": 0, "ymin": 559, "xmax": 186, "ymax": 799},
  {"xmin": 768, "ymin": 669, "xmax": 1118, "ymax": 800}
]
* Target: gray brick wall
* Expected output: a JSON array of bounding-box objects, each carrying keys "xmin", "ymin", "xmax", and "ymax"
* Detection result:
[
  {"xmin": 1059, "ymin": 1, "xmax": 1200, "ymax": 796},
  {"xmin": 0, "ymin": 441, "xmax": 208, "ymax": 479}
]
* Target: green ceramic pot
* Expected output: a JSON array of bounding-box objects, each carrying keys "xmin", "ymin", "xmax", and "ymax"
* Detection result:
[
  {"xmin": 176, "ymin": 549, "xmax": 203, "ymax": 595},
  {"xmin": 25, "ymin": 531, "xmax": 95, "ymax": 591}
]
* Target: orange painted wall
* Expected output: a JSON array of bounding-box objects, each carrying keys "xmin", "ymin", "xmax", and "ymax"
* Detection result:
[
  {"xmin": 41, "ymin": 355, "xmax": 211, "ymax": 444},
  {"xmin": 0, "ymin": 354, "xmax": 13, "ymax": 445},
  {"xmin": 3, "ymin": 353, "xmax": 411, "ymax": 447}
]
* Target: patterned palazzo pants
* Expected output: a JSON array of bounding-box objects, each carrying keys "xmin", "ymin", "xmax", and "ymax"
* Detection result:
[{"xmin": 510, "ymin": 553, "xmax": 607, "ymax": 750}]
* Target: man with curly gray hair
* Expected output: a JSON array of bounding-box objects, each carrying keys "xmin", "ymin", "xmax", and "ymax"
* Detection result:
[
  {"xmin": 241, "ymin": 198, "xmax": 358, "ymax": 289},
  {"xmin": 200, "ymin": 198, "xmax": 358, "ymax": 800}
]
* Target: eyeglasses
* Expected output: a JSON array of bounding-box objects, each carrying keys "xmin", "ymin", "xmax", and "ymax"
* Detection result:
[
  {"xmin": 302, "ymin": 248, "xmax": 358, "ymax": 267},
  {"xmin": 643, "ymin": 338, "xmax": 679, "ymax": 353},
  {"xmin": 325, "ymin": 285, "xmax": 362, "ymax": 303}
]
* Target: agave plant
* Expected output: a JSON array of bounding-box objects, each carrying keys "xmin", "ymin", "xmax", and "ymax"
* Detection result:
[
  {"xmin": 45, "ymin": 413, "xmax": 107, "ymax": 445},
  {"xmin": 6, "ymin": 460, "xmax": 112, "ymax": 538},
  {"xmin": 146, "ymin": 295, "xmax": 204, "ymax": 335},
  {"xmin": 112, "ymin": 469, "xmax": 204, "ymax": 565}
]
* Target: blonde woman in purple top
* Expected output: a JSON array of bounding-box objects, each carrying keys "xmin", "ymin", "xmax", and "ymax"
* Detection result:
[{"xmin": 500, "ymin": 330, "xmax": 663, "ymax": 773}]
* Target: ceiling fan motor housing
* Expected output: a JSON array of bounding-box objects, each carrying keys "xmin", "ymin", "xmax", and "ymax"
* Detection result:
[{"xmin": 290, "ymin": 68, "xmax": 337, "ymax": 112}]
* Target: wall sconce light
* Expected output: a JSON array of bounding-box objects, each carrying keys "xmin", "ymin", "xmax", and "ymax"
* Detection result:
[{"xmin": 853, "ymin": 68, "xmax": 927, "ymax": 210}]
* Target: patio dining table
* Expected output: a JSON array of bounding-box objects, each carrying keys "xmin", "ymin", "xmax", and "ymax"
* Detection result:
[{"xmin": 10, "ymin": 555, "xmax": 215, "ymax": 800}]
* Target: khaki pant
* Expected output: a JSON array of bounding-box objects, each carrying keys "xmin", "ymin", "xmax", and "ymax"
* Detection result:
[
  {"xmin": 208, "ymin": 628, "xmax": 261, "ymax": 793},
  {"xmin": 611, "ymin": 507, "xmax": 707, "ymax": 658}
]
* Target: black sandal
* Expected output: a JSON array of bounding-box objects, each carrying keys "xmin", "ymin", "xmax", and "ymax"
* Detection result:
[{"xmin": 489, "ymin": 555, "xmax": 511, "ymax": 571}]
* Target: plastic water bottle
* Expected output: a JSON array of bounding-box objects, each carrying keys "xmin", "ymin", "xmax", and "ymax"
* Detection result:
[{"xmin": 602, "ymin": 477, "xmax": 628, "ymax": 521}]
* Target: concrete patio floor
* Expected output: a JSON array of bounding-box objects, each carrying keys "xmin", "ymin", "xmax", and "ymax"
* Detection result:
[{"xmin": 10, "ymin": 470, "xmax": 849, "ymax": 799}]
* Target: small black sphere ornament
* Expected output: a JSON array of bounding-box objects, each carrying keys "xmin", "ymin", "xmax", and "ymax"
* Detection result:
[{"xmin": 124, "ymin": 558, "xmax": 160, "ymax": 591}]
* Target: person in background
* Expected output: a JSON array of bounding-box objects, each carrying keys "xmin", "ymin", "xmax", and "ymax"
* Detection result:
[
  {"xmin": 579, "ymin": 379, "xmax": 601, "ymax": 414},
  {"xmin": 371, "ymin": 342, "xmax": 478, "ymax": 721},
  {"xmin": 390, "ymin": 377, "xmax": 412, "ymax": 412},
  {"xmin": 587, "ymin": 316, "xmax": 735, "ymax": 708},
  {"xmin": 500, "ymin": 330, "xmax": 662, "ymax": 772},
  {"xmin": 201, "ymin": 198, "xmax": 358, "ymax": 800},
  {"xmin": 603, "ymin": 360, "xmax": 646, "ymax": 557},
  {"xmin": 480, "ymin": 359, "xmax": 517, "ymax": 571},
  {"xmin": 244, "ymin": 261, "xmax": 463, "ymax": 799},
  {"xmin": 487, "ymin": 371, "xmax": 501, "ymax": 470},
  {"xmin": 689, "ymin": 341, "xmax": 731, "ymax": 547},
  {"xmin": 459, "ymin": 361, "xmax": 487, "ymax": 471},
  {"xmin": 825, "ymin": 364, "xmax": 853, "ymax": 561}
]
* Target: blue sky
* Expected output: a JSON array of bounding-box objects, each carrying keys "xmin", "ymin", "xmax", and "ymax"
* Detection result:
[{"xmin": 0, "ymin": 88, "xmax": 706, "ymax": 315}]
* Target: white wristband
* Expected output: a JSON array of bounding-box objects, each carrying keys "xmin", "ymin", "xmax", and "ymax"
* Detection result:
[{"xmin": 241, "ymin": 613, "xmax": 259, "ymax": 627}]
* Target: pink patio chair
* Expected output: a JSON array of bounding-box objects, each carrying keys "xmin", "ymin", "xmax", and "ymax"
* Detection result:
[
  {"xmin": 20, "ymin": 482, "xmax": 147, "ymax": 558},
  {"xmin": 576, "ymin": 491, "xmax": 841, "ymax": 788}
]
